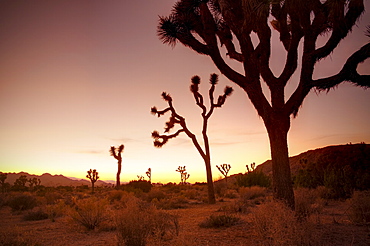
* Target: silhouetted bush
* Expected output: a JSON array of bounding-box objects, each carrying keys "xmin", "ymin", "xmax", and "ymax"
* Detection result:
[
  {"xmin": 125, "ymin": 180, "xmax": 152, "ymax": 193},
  {"xmin": 8, "ymin": 194, "xmax": 37, "ymax": 211},
  {"xmin": 236, "ymin": 171, "xmax": 271, "ymax": 188},
  {"xmin": 199, "ymin": 213, "xmax": 240, "ymax": 228}
]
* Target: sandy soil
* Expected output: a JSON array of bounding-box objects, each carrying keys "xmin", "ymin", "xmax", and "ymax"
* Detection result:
[{"xmin": 1, "ymin": 199, "xmax": 369, "ymax": 246}]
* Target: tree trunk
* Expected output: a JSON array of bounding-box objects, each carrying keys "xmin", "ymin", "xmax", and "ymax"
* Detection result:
[
  {"xmin": 265, "ymin": 114, "xmax": 295, "ymax": 209},
  {"xmin": 116, "ymin": 160, "xmax": 121, "ymax": 189},
  {"xmin": 205, "ymin": 158, "xmax": 216, "ymax": 204}
]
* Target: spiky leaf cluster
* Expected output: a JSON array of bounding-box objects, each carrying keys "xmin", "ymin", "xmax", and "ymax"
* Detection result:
[{"xmin": 86, "ymin": 169, "xmax": 99, "ymax": 183}]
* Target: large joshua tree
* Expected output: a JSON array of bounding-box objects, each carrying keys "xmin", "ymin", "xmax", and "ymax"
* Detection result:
[
  {"xmin": 151, "ymin": 73, "xmax": 233, "ymax": 204},
  {"xmin": 110, "ymin": 144, "xmax": 124, "ymax": 188},
  {"xmin": 158, "ymin": 0, "xmax": 370, "ymax": 208}
]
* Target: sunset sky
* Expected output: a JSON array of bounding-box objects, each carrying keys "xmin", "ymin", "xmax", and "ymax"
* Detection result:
[{"xmin": 0, "ymin": 0, "xmax": 369, "ymax": 184}]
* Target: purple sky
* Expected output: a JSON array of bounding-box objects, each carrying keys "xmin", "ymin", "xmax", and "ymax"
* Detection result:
[{"xmin": 0, "ymin": 1, "xmax": 369, "ymax": 183}]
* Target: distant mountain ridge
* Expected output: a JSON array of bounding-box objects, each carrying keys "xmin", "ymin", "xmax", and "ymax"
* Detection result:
[
  {"xmin": 255, "ymin": 143, "xmax": 370, "ymax": 176},
  {"xmin": 3, "ymin": 172, "xmax": 113, "ymax": 187}
]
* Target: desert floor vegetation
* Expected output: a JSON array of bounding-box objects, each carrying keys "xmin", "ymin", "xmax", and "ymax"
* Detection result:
[{"xmin": 0, "ymin": 185, "xmax": 369, "ymax": 246}]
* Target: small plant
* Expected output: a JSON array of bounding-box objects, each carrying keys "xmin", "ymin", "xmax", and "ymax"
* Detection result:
[
  {"xmin": 176, "ymin": 166, "xmax": 190, "ymax": 184},
  {"xmin": 8, "ymin": 194, "xmax": 37, "ymax": 211},
  {"xmin": 199, "ymin": 213, "xmax": 240, "ymax": 228},
  {"xmin": 70, "ymin": 197, "xmax": 108, "ymax": 230},
  {"xmin": 125, "ymin": 180, "xmax": 152, "ymax": 193},
  {"xmin": 216, "ymin": 164, "xmax": 231, "ymax": 183},
  {"xmin": 86, "ymin": 169, "xmax": 99, "ymax": 193}
]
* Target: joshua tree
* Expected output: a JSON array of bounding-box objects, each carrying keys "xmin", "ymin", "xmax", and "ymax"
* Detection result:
[
  {"xmin": 110, "ymin": 144, "xmax": 124, "ymax": 188},
  {"xmin": 176, "ymin": 166, "xmax": 190, "ymax": 184},
  {"xmin": 86, "ymin": 169, "xmax": 99, "ymax": 193},
  {"xmin": 13, "ymin": 175, "xmax": 28, "ymax": 191},
  {"xmin": 158, "ymin": 0, "xmax": 370, "ymax": 208},
  {"xmin": 246, "ymin": 162, "xmax": 256, "ymax": 173},
  {"xmin": 137, "ymin": 175, "xmax": 145, "ymax": 181},
  {"xmin": 151, "ymin": 74, "xmax": 233, "ymax": 204},
  {"xmin": 146, "ymin": 168, "xmax": 152, "ymax": 183},
  {"xmin": 28, "ymin": 177, "xmax": 41, "ymax": 191},
  {"xmin": 216, "ymin": 164, "xmax": 231, "ymax": 183}
]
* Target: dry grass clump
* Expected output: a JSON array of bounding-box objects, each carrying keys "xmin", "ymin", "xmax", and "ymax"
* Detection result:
[
  {"xmin": 347, "ymin": 190, "xmax": 370, "ymax": 224},
  {"xmin": 199, "ymin": 213, "xmax": 241, "ymax": 228},
  {"xmin": 250, "ymin": 199, "xmax": 321, "ymax": 246},
  {"xmin": 294, "ymin": 187, "xmax": 325, "ymax": 222},
  {"xmin": 45, "ymin": 199, "xmax": 68, "ymax": 222},
  {"xmin": 151, "ymin": 195, "xmax": 189, "ymax": 210},
  {"xmin": 69, "ymin": 196, "xmax": 109, "ymax": 230},
  {"xmin": 222, "ymin": 186, "xmax": 268, "ymax": 213},
  {"xmin": 115, "ymin": 197, "xmax": 179, "ymax": 246}
]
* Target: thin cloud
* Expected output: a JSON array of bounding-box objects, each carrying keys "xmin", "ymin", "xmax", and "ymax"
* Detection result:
[{"xmin": 74, "ymin": 150, "xmax": 103, "ymax": 155}]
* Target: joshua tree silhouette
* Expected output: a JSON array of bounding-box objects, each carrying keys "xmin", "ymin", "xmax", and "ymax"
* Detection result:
[
  {"xmin": 216, "ymin": 164, "xmax": 231, "ymax": 183},
  {"xmin": 158, "ymin": 0, "xmax": 370, "ymax": 208},
  {"xmin": 110, "ymin": 144, "xmax": 124, "ymax": 188},
  {"xmin": 151, "ymin": 73, "xmax": 232, "ymax": 204},
  {"xmin": 176, "ymin": 166, "xmax": 190, "ymax": 185},
  {"xmin": 146, "ymin": 168, "xmax": 152, "ymax": 183},
  {"xmin": 86, "ymin": 169, "xmax": 99, "ymax": 193}
]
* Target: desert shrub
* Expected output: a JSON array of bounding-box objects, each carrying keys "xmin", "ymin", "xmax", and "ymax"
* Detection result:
[
  {"xmin": 180, "ymin": 187, "xmax": 201, "ymax": 200},
  {"xmin": 144, "ymin": 188, "xmax": 167, "ymax": 203},
  {"xmin": 107, "ymin": 189, "xmax": 127, "ymax": 203},
  {"xmin": 199, "ymin": 213, "xmax": 240, "ymax": 228},
  {"xmin": 294, "ymin": 188, "xmax": 324, "ymax": 222},
  {"xmin": 222, "ymin": 186, "xmax": 267, "ymax": 213},
  {"xmin": 236, "ymin": 171, "xmax": 270, "ymax": 188},
  {"xmin": 125, "ymin": 180, "xmax": 152, "ymax": 193},
  {"xmin": 70, "ymin": 197, "xmax": 108, "ymax": 230},
  {"xmin": 116, "ymin": 198, "xmax": 179, "ymax": 246},
  {"xmin": 323, "ymin": 167, "xmax": 353, "ymax": 199},
  {"xmin": 8, "ymin": 193, "xmax": 38, "ymax": 211},
  {"xmin": 152, "ymin": 195, "xmax": 188, "ymax": 210},
  {"xmin": 251, "ymin": 200, "xmax": 320, "ymax": 246},
  {"xmin": 46, "ymin": 200, "xmax": 68, "ymax": 222},
  {"xmin": 239, "ymin": 186, "xmax": 268, "ymax": 201},
  {"xmin": 23, "ymin": 209, "xmax": 48, "ymax": 221},
  {"xmin": 223, "ymin": 189, "xmax": 238, "ymax": 199},
  {"xmin": 214, "ymin": 181, "xmax": 228, "ymax": 197},
  {"xmin": 347, "ymin": 190, "xmax": 370, "ymax": 224},
  {"xmin": 43, "ymin": 191, "xmax": 63, "ymax": 205}
]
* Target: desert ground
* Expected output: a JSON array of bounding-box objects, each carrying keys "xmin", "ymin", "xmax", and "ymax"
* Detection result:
[{"xmin": 1, "ymin": 184, "xmax": 369, "ymax": 246}]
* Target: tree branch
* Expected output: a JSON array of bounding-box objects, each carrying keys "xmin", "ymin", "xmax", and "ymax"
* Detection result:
[{"xmin": 313, "ymin": 43, "xmax": 370, "ymax": 90}]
